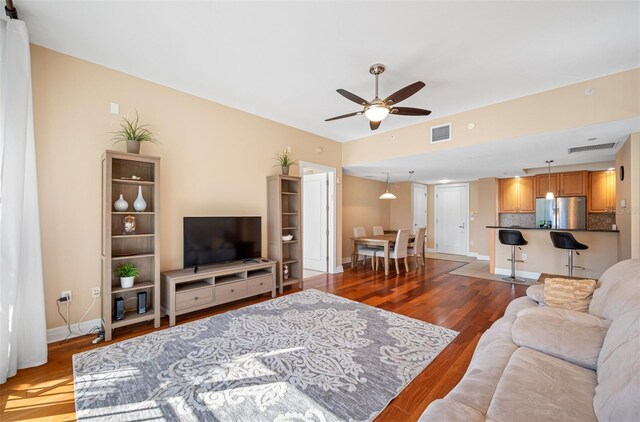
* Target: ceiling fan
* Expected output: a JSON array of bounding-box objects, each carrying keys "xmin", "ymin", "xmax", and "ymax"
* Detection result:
[{"xmin": 325, "ymin": 63, "xmax": 431, "ymax": 131}]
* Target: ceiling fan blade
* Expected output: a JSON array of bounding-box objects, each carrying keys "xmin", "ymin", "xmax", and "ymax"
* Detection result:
[
  {"xmin": 325, "ymin": 111, "xmax": 362, "ymax": 122},
  {"xmin": 391, "ymin": 107, "xmax": 431, "ymax": 116},
  {"xmin": 337, "ymin": 89, "xmax": 369, "ymax": 106},
  {"xmin": 370, "ymin": 120, "xmax": 381, "ymax": 130},
  {"xmin": 384, "ymin": 81, "xmax": 426, "ymax": 105}
]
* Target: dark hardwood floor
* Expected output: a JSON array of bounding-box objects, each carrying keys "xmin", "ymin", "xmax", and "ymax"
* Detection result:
[{"xmin": 0, "ymin": 258, "xmax": 526, "ymax": 421}]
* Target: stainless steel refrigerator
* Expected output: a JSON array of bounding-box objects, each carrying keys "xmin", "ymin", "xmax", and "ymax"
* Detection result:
[{"xmin": 535, "ymin": 197, "xmax": 587, "ymax": 230}]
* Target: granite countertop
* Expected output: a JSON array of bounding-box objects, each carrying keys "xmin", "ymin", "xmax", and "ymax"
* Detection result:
[{"xmin": 485, "ymin": 225, "xmax": 619, "ymax": 233}]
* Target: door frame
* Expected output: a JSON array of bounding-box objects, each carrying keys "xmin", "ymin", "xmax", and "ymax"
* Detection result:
[
  {"xmin": 434, "ymin": 183, "xmax": 470, "ymax": 255},
  {"xmin": 299, "ymin": 161, "xmax": 340, "ymax": 274}
]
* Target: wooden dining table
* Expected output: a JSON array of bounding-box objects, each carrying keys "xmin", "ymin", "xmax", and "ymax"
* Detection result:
[{"xmin": 350, "ymin": 232, "xmax": 422, "ymax": 276}]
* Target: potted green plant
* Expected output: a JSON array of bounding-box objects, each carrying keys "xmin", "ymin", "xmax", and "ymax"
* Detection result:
[
  {"xmin": 111, "ymin": 111, "xmax": 157, "ymax": 154},
  {"xmin": 274, "ymin": 149, "xmax": 296, "ymax": 175},
  {"xmin": 116, "ymin": 263, "xmax": 139, "ymax": 289}
]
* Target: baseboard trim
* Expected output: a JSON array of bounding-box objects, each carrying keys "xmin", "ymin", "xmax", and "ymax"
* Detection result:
[
  {"xmin": 47, "ymin": 318, "xmax": 101, "ymax": 344},
  {"xmin": 495, "ymin": 267, "xmax": 540, "ymax": 280},
  {"xmin": 426, "ymin": 248, "xmax": 436, "ymax": 253},
  {"xmin": 477, "ymin": 255, "xmax": 490, "ymax": 261},
  {"xmin": 466, "ymin": 252, "xmax": 478, "ymax": 258},
  {"xmin": 331, "ymin": 265, "xmax": 344, "ymax": 274},
  {"xmin": 342, "ymin": 257, "xmax": 352, "ymax": 264}
]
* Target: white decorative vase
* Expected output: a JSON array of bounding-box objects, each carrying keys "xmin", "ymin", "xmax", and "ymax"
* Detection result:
[
  {"xmin": 113, "ymin": 194, "xmax": 128, "ymax": 211},
  {"xmin": 133, "ymin": 186, "xmax": 147, "ymax": 211},
  {"xmin": 120, "ymin": 276, "xmax": 134, "ymax": 289}
]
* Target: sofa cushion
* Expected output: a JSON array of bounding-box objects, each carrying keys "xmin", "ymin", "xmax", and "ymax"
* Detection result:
[
  {"xmin": 593, "ymin": 307, "xmax": 640, "ymax": 422},
  {"xmin": 525, "ymin": 284, "xmax": 544, "ymax": 304},
  {"xmin": 512, "ymin": 307, "xmax": 610, "ymax": 370},
  {"xmin": 486, "ymin": 348, "xmax": 597, "ymax": 422},
  {"xmin": 503, "ymin": 296, "xmax": 538, "ymax": 320},
  {"xmin": 444, "ymin": 317, "xmax": 517, "ymax": 413},
  {"xmin": 543, "ymin": 277, "xmax": 596, "ymax": 312},
  {"xmin": 589, "ymin": 259, "xmax": 640, "ymax": 320},
  {"xmin": 419, "ymin": 398, "xmax": 486, "ymax": 422}
]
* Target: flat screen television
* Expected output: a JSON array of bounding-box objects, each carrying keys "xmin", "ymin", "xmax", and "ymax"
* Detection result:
[{"xmin": 183, "ymin": 217, "xmax": 261, "ymax": 268}]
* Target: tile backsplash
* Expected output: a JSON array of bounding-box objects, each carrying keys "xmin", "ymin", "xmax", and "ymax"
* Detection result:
[
  {"xmin": 499, "ymin": 213, "xmax": 536, "ymax": 228},
  {"xmin": 588, "ymin": 213, "xmax": 616, "ymax": 231}
]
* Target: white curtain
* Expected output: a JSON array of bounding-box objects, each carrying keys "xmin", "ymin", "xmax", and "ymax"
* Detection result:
[{"xmin": 0, "ymin": 18, "xmax": 47, "ymax": 384}]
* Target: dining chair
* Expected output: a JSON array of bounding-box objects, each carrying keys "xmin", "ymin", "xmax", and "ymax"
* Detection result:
[
  {"xmin": 387, "ymin": 229, "xmax": 410, "ymax": 274},
  {"xmin": 408, "ymin": 227, "xmax": 426, "ymax": 268},
  {"xmin": 372, "ymin": 226, "xmax": 384, "ymax": 236},
  {"xmin": 353, "ymin": 227, "xmax": 378, "ymax": 269}
]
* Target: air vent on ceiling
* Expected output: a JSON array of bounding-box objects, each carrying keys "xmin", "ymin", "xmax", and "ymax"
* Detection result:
[
  {"xmin": 431, "ymin": 123, "xmax": 451, "ymax": 144},
  {"xmin": 568, "ymin": 142, "xmax": 616, "ymax": 154}
]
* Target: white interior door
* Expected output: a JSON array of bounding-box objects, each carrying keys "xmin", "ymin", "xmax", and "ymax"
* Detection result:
[
  {"xmin": 412, "ymin": 184, "xmax": 427, "ymax": 234},
  {"xmin": 435, "ymin": 184, "xmax": 468, "ymax": 255},
  {"xmin": 303, "ymin": 172, "xmax": 328, "ymax": 272}
]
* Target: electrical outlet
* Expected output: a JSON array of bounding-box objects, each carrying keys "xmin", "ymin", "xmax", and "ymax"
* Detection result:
[
  {"xmin": 92, "ymin": 287, "xmax": 101, "ymax": 298},
  {"xmin": 60, "ymin": 290, "xmax": 72, "ymax": 302},
  {"xmin": 522, "ymin": 253, "xmax": 528, "ymax": 261}
]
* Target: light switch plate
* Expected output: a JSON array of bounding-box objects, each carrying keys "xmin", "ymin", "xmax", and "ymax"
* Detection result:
[{"xmin": 110, "ymin": 102, "xmax": 120, "ymax": 115}]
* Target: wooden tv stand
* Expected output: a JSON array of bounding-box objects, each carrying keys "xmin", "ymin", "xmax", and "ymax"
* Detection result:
[{"xmin": 161, "ymin": 259, "xmax": 276, "ymax": 326}]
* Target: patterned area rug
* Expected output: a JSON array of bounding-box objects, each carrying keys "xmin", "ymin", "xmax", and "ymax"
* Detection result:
[{"xmin": 73, "ymin": 289, "xmax": 457, "ymax": 421}]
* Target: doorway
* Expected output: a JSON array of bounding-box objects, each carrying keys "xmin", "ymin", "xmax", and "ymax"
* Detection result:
[
  {"xmin": 434, "ymin": 183, "xmax": 469, "ymax": 255},
  {"xmin": 300, "ymin": 161, "xmax": 338, "ymax": 278},
  {"xmin": 303, "ymin": 171, "xmax": 327, "ymax": 275},
  {"xmin": 412, "ymin": 183, "xmax": 427, "ymax": 234}
]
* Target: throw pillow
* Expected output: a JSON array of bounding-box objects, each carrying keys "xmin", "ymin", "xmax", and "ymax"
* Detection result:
[{"xmin": 543, "ymin": 277, "xmax": 597, "ymax": 313}]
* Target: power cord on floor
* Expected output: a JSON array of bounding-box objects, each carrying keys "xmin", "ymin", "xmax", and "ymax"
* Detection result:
[
  {"xmin": 56, "ymin": 296, "xmax": 101, "ymax": 343},
  {"xmin": 56, "ymin": 298, "xmax": 72, "ymax": 342}
]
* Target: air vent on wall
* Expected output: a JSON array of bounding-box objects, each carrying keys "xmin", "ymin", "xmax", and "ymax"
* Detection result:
[
  {"xmin": 568, "ymin": 142, "xmax": 616, "ymax": 154},
  {"xmin": 431, "ymin": 123, "xmax": 451, "ymax": 144}
]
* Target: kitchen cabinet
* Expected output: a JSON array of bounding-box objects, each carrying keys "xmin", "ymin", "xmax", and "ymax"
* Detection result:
[
  {"xmin": 559, "ymin": 171, "xmax": 587, "ymax": 196},
  {"xmin": 588, "ymin": 170, "xmax": 616, "ymax": 213},
  {"xmin": 536, "ymin": 173, "xmax": 559, "ymax": 197},
  {"xmin": 499, "ymin": 177, "xmax": 535, "ymax": 213}
]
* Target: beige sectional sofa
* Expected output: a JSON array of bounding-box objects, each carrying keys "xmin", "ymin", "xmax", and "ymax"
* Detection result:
[{"xmin": 420, "ymin": 259, "xmax": 640, "ymax": 422}]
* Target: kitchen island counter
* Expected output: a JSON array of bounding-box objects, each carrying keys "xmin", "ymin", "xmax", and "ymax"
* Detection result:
[
  {"xmin": 486, "ymin": 225, "xmax": 619, "ymax": 233},
  {"xmin": 487, "ymin": 227, "xmax": 619, "ymax": 279}
]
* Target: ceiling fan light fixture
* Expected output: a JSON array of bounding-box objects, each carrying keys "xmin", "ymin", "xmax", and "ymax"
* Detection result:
[{"xmin": 364, "ymin": 104, "xmax": 390, "ymax": 122}]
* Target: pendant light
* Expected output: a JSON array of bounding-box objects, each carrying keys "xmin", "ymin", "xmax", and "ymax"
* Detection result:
[
  {"xmin": 379, "ymin": 172, "xmax": 396, "ymax": 200},
  {"xmin": 545, "ymin": 160, "xmax": 554, "ymax": 200}
]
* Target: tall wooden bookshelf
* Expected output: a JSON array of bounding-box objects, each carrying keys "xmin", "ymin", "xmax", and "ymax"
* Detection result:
[
  {"xmin": 102, "ymin": 150, "xmax": 160, "ymax": 341},
  {"xmin": 267, "ymin": 175, "xmax": 303, "ymax": 293}
]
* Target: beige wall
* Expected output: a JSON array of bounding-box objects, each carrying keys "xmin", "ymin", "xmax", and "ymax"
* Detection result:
[
  {"xmin": 342, "ymin": 176, "xmax": 390, "ymax": 259},
  {"xmin": 32, "ymin": 46, "xmax": 344, "ymax": 329},
  {"xmin": 389, "ymin": 182, "xmax": 414, "ymax": 230},
  {"xmin": 343, "ymin": 68, "xmax": 640, "ymax": 167},
  {"xmin": 468, "ymin": 180, "xmax": 480, "ymax": 255},
  {"xmin": 426, "ymin": 185, "xmax": 435, "ymax": 249},
  {"xmin": 475, "ymin": 178, "xmax": 499, "ymax": 257},
  {"xmin": 494, "ymin": 230, "xmax": 619, "ymax": 279},
  {"xmin": 616, "ymin": 133, "xmax": 640, "ymax": 260}
]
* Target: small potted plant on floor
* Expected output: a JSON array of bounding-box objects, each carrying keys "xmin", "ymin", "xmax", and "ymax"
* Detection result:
[
  {"xmin": 116, "ymin": 263, "xmax": 139, "ymax": 289},
  {"xmin": 274, "ymin": 149, "xmax": 296, "ymax": 175},
  {"xmin": 111, "ymin": 111, "xmax": 158, "ymax": 154}
]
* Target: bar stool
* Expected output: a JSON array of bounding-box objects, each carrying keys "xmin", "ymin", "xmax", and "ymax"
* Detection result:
[
  {"xmin": 498, "ymin": 230, "xmax": 528, "ymax": 284},
  {"xmin": 550, "ymin": 231, "xmax": 588, "ymax": 276}
]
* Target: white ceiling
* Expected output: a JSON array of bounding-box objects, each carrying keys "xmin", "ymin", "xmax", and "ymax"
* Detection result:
[
  {"xmin": 15, "ymin": 1, "xmax": 640, "ymax": 142},
  {"xmin": 343, "ymin": 118, "xmax": 640, "ymax": 184}
]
